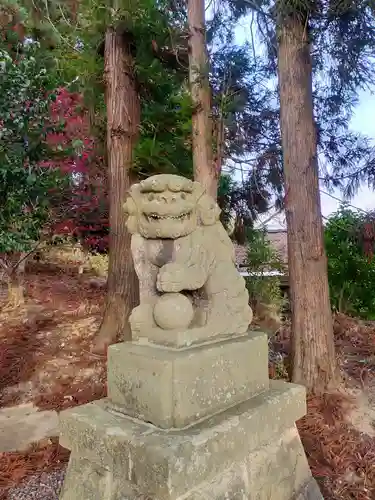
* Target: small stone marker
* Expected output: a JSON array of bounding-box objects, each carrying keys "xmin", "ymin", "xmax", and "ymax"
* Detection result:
[
  {"xmin": 0, "ymin": 404, "xmax": 59, "ymax": 452},
  {"xmin": 59, "ymin": 175, "xmax": 323, "ymax": 500}
]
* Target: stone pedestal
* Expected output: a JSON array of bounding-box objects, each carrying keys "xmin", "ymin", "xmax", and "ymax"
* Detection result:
[{"xmin": 59, "ymin": 331, "xmax": 323, "ymax": 500}]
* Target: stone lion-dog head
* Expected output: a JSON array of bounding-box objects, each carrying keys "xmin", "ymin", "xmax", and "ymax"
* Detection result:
[{"xmin": 123, "ymin": 174, "xmax": 221, "ymax": 239}]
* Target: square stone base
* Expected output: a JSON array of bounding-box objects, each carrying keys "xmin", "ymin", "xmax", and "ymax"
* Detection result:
[
  {"xmin": 59, "ymin": 381, "xmax": 323, "ymax": 500},
  {"xmin": 107, "ymin": 332, "xmax": 269, "ymax": 429}
]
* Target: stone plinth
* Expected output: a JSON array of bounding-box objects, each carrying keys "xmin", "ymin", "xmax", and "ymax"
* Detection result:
[
  {"xmin": 59, "ymin": 331, "xmax": 323, "ymax": 500},
  {"xmin": 59, "ymin": 380, "xmax": 322, "ymax": 500},
  {"xmin": 107, "ymin": 332, "xmax": 269, "ymax": 429}
]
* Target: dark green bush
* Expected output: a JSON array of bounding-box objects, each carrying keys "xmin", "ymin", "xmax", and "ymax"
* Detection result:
[
  {"xmin": 325, "ymin": 208, "xmax": 375, "ymax": 319},
  {"xmin": 245, "ymin": 228, "xmax": 286, "ymax": 312}
]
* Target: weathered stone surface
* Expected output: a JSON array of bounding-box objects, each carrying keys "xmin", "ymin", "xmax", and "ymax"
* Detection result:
[
  {"xmin": 107, "ymin": 332, "xmax": 269, "ymax": 429},
  {"xmin": 181, "ymin": 427, "xmax": 320, "ymax": 500},
  {"xmin": 60, "ymin": 455, "xmax": 141, "ymax": 500},
  {"xmin": 123, "ymin": 174, "xmax": 253, "ymax": 346},
  {"xmin": 153, "ymin": 292, "xmax": 194, "ymax": 330},
  {"xmin": 60, "ymin": 427, "xmax": 317, "ymax": 500},
  {"xmin": 60, "ymin": 437, "xmax": 323, "ymax": 500},
  {"xmin": 60, "ymin": 431, "xmax": 322, "ymax": 500},
  {"xmin": 0, "ymin": 403, "xmax": 59, "ymax": 452},
  {"xmin": 59, "ymin": 381, "xmax": 307, "ymax": 500},
  {"xmin": 295, "ymin": 477, "xmax": 324, "ymax": 500}
]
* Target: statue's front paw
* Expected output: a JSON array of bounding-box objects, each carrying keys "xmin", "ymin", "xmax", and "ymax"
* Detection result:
[
  {"xmin": 157, "ymin": 263, "xmax": 186, "ymax": 292},
  {"xmin": 129, "ymin": 303, "xmax": 154, "ymax": 334}
]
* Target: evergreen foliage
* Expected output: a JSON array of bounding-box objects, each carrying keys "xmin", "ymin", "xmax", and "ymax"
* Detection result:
[
  {"xmin": 13, "ymin": 0, "xmax": 285, "ymax": 229},
  {"xmin": 224, "ymin": 0, "xmax": 375, "ymax": 201},
  {"xmin": 2, "ymin": 0, "xmax": 375, "ymax": 250},
  {"xmin": 245, "ymin": 227, "xmax": 285, "ymax": 312},
  {"xmin": 325, "ymin": 208, "xmax": 375, "ymax": 319},
  {"xmin": 0, "ymin": 40, "xmax": 67, "ymax": 253}
]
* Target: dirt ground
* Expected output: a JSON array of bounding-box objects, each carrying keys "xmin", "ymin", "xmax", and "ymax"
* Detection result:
[
  {"xmin": 273, "ymin": 314, "xmax": 375, "ymax": 499},
  {"xmin": 0, "ymin": 266, "xmax": 106, "ymax": 412},
  {"xmin": 1, "ymin": 264, "xmax": 375, "ymax": 499},
  {"xmin": 0, "ymin": 263, "xmax": 106, "ymax": 499}
]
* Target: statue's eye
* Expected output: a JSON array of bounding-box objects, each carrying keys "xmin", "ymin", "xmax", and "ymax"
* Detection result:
[
  {"xmin": 181, "ymin": 193, "xmax": 186, "ymax": 200},
  {"xmin": 148, "ymin": 193, "xmax": 154, "ymax": 201}
]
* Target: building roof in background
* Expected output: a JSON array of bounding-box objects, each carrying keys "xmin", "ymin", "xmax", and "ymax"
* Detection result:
[
  {"xmin": 254, "ymin": 210, "xmax": 286, "ymax": 231},
  {"xmin": 266, "ymin": 229, "xmax": 288, "ymax": 264},
  {"xmin": 234, "ymin": 243, "xmax": 247, "ymax": 267},
  {"xmin": 234, "ymin": 229, "xmax": 288, "ymax": 267}
]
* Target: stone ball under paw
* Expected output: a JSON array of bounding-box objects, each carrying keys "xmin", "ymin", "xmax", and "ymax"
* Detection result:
[{"xmin": 153, "ymin": 293, "xmax": 194, "ymax": 330}]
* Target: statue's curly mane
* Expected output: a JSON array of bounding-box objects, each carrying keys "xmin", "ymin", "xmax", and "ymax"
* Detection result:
[{"xmin": 124, "ymin": 179, "xmax": 221, "ymax": 235}]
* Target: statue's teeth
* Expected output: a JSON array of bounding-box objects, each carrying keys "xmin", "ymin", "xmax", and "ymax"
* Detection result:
[{"xmin": 147, "ymin": 212, "xmax": 190, "ymax": 221}]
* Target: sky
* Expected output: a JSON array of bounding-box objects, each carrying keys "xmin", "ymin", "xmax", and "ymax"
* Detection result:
[{"xmin": 232, "ymin": 16, "xmax": 375, "ymax": 229}]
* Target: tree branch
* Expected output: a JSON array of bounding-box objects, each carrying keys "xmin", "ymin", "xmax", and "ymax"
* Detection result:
[{"xmin": 241, "ymin": 0, "xmax": 273, "ymax": 19}]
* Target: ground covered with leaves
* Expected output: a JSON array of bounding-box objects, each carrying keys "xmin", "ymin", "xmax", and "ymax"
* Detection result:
[
  {"xmin": 1, "ymin": 266, "xmax": 375, "ymax": 499},
  {"xmin": 0, "ymin": 263, "xmax": 106, "ymax": 499},
  {"xmin": 272, "ymin": 314, "xmax": 375, "ymax": 500}
]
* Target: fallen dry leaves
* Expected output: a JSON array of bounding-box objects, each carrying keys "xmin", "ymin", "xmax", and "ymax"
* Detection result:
[
  {"xmin": 271, "ymin": 313, "xmax": 375, "ymax": 500},
  {"xmin": 0, "ymin": 439, "xmax": 70, "ymax": 500},
  {"xmin": 1, "ymin": 264, "xmax": 375, "ymax": 499},
  {"xmin": 0, "ymin": 264, "xmax": 107, "ymax": 497},
  {"xmin": 298, "ymin": 393, "xmax": 375, "ymax": 500}
]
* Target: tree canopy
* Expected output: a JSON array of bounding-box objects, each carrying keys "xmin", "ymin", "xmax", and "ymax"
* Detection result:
[
  {"xmin": 218, "ymin": 0, "xmax": 375, "ymax": 201},
  {"xmin": 1, "ymin": 0, "xmax": 375, "ymax": 250}
]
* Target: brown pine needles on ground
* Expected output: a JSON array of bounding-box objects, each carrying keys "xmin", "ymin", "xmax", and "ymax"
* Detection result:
[
  {"xmin": 0, "ymin": 440, "xmax": 70, "ymax": 500},
  {"xmin": 301, "ymin": 395, "xmax": 375, "ymax": 499},
  {"xmin": 0, "ymin": 266, "xmax": 107, "ymax": 498},
  {"xmin": 272, "ymin": 313, "xmax": 375, "ymax": 500},
  {"xmin": 1, "ymin": 265, "xmax": 375, "ymax": 499}
]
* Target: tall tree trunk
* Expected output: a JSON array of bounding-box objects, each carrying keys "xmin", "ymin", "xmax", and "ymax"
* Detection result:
[
  {"xmin": 277, "ymin": 17, "xmax": 339, "ymax": 393},
  {"xmin": 213, "ymin": 110, "xmax": 225, "ymax": 182},
  {"xmin": 95, "ymin": 28, "xmax": 140, "ymax": 351},
  {"xmin": 187, "ymin": 0, "xmax": 216, "ymax": 198}
]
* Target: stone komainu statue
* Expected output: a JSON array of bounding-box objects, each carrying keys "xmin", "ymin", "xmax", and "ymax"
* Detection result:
[{"xmin": 123, "ymin": 174, "xmax": 252, "ymax": 344}]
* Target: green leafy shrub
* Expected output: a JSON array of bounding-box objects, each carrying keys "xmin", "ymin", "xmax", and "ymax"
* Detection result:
[
  {"xmin": 245, "ymin": 228, "xmax": 286, "ymax": 325},
  {"xmin": 0, "ymin": 41, "xmax": 65, "ymax": 255},
  {"xmin": 325, "ymin": 208, "xmax": 375, "ymax": 319}
]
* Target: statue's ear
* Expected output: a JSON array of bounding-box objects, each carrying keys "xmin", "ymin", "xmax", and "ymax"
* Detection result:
[
  {"xmin": 123, "ymin": 196, "xmax": 138, "ymax": 234},
  {"xmin": 123, "ymin": 197, "xmax": 136, "ymax": 216},
  {"xmin": 197, "ymin": 193, "xmax": 221, "ymax": 226}
]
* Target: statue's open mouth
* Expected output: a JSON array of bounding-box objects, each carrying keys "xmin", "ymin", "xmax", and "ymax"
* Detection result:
[{"xmin": 144, "ymin": 212, "xmax": 191, "ymax": 222}]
